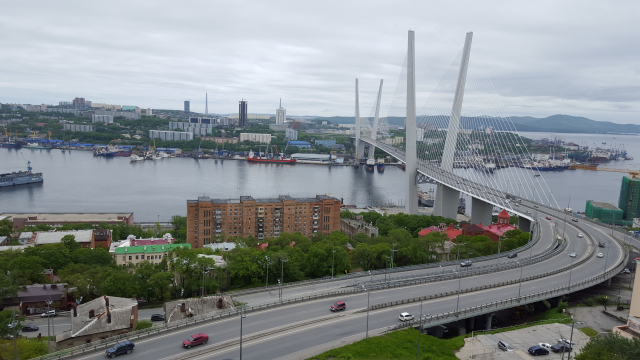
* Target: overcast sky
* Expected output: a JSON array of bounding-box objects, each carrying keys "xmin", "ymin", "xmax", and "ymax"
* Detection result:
[{"xmin": 1, "ymin": 1, "xmax": 638, "ymax": 123}]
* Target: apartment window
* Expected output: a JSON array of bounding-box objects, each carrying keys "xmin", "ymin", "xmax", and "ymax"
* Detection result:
[
  {"xmin": 122, "ymin": 256, "xmax": 126, "ymax": 261},
  {"xmin": 136, "ymin": 255, "xmax": 139, "ymax": 260}
]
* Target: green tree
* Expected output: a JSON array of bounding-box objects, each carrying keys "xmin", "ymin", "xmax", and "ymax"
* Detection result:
[
  {"xmin": 70, "ymin": 247, "xmax": 113, "ymax": 266},
  {"xmin": 149, "ymin": 271, "xmax": 174, "ymax": 302},
  {"xmin": 0, "ymin": 219, "xmax": 13, "ymax": 236},
  {"xmin": 61, "ymin": 234, "xmax": 81, "ymax": 252},
  {"xmin": 8, "ymin": 256, "xmax": 46, "ymax": 284},
  {"xmin": 574, "ymin": 333, "xmax": 640, "ymax": 360}
]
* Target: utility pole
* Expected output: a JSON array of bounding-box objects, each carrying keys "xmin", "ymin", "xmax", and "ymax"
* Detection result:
[
  {"xmin": 239, "ymin": 306, "xmax": 246, "ymax": 360},
  {"xmin": 391, "ymin": 243, "xmax": 398, "ymax": 268},
  {"xmin": 265, "ymin": 255, "xmax": 269, "ymax": 287},
  {"xmin": 280, "ymin": 259, "xmax": 288, "ymax": 301},
  {"xmin": 331, "ymin": 249, "xmax": 336, "ymax": 278}
]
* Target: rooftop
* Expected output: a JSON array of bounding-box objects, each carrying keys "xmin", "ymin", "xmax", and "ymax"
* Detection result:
[
  {"xmin": 60, "ymin": 296, "xmax": 137, "ymax": 341},
  {"xmin": 193, "ymin": 195, "xmax": 339, "ymax": 204},
  {"xmin": 33, "ymin": 230, "xmax": 93, "ymax": 245},
  {"xmin": 114, "ymin": 243, "xmax": 190, "ymax": 255},
  {"xmin": 2, "ymin": 212, "xmax": 132, "ymax": 222},
  {"xmin": 589, "ymin": 201, "xmax": 621, "ymax": 210}
]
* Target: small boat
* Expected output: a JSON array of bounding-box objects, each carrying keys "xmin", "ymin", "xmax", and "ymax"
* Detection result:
[
  {"xmin": 397, "ymin": 162, "xmax": 406, "ymax": 170},
  {"xmin": 130, "ymin": 154, "xmax": 144, "ymax": 162}
]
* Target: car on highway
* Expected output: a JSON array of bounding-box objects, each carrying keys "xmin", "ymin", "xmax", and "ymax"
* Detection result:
[
  {"xmin": 507, "ymin": 253, "xmax": 517, "ymax": 258},
  {"xmin": 538, "ymin": 343, "xmax": 552, "ymax": 349},
  {"xmin": 569, "ymin": 252, "xmax": 577, "ymax": 258},
  {"xmin": 572, "ymin": 218, "xmax": 579, "ymax": 222},
  {"xmin": 551, "ymin": 343, "xmax": 572, "ymax": 353},
  {"xmin": 528, "ymin": 345, "xmax": 549, "ymax": 356},
  {"xmin": 399, "ymin": 312, "xmax": 414, "ymax": 321},
  {"xmin": 22, "ymin": 325, "xmax": 39, "ymax": 332},
  {"xmin": 526, "ymin": 211, "xmax": 532, "ymax": 214},
  {"xmin": 40, "ymin": 310, "xmax": 57, "ymax": 318},
  {"xmin": 460, "ymin": 260, "xmax": 473, "ymax": 267},
  {"xmin": 182, "ymin": 333, "xmax": 209, "ymax": 348},
  {"xmin": 498, "ymin": 340, "xmax": 514, "ymax": 351},
  {"xmin": 577, "ymin": 233, "xmax": 583, "ymax": 238},
  {"xmin": 546, "ymin": 216, "xmax": 551, "ymax": 220},
  {"xmin": 534, "ymin": 205, "xmax": 538, "ymax": 208},
  {"xmin": 598, "ymin": 242, "xmax": 605, "ymax": 248},
  {"xmin": 105, "ymin": 340, "xmax": 135, "ymax": 358},
  {"xmin": 597, "ymin": 253, "xmax": 604, "ymax": 258},
  {"xmin": 150, "ymin": 314, "xmax": 165, "ymax": 322},
  {"xmin": 331, "ymin": 301, "xmax": 346, "ymax": 311},
  {"xmin": 623, "ymin": 268, "xmax": 631, "ymax": 274}
]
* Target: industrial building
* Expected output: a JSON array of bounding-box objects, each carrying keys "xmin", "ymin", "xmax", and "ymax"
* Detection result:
[
  {"xmin": 586, "ymin": 200, "xmax": 624, "ymax": 225},
  {"xmin": 240, "ymin": 133, "xmax": 272, "ymax": 144},
  {"xmin": 91, "ymin": 114, "xmax": 113, "ymax": 124},
  {"xmin": 186, "ymin": 195, "xmax": 342, "ymax": 248},
  {"xmin": 286, "ymin": 140, "xmax": 311, "ymax": 149},
  {"xmin": 619, "ymin": 175, "xmax": 640, "ymax": 223},
  {"xmin": 2, "ymin": 212, "xmax": 134, "ymax": 230},
  {"xmin": 286, "ymin": 128, "xmax": 298, "ymax": 140},
  {"xmin": 315, "ymin": 139, "xmax": 336, "ymax": 147},
  {"xmin": 149, "ymin": 130, "xmax": 194, "ymax": 141},
  {"xmin": 63, "ymin": 124, "xmax": 96, "ymax": 132},
  {"xmin": 239, "ymin": 100, "xmax": 248, "ymax": 127}
]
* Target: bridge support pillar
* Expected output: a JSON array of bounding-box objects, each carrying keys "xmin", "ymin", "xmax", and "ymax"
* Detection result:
[
  {"xmin": 458, "ymin": 327, "xmax": 466, "ymax": 336},
  {"xmin": 357, "ymin": 140, "xmax": 366, "ymax": 160},
  {"xmin": 405, "ymin": 30, "xmax": 418, "ymax": 215},
  {"xmin": 434, "ymin": 183, "xmax": 460, "ymax": 220},
  {"xmin": 485, "ymin": 313, "xmax": 494, "ymax": 331},
  {"xmin": 471, "ymin": 198, "xmax": 492, "ymax": 225},
  {"xmin": 607, "ymin": 278, "xmax": 612, "ymax": 286},
  {"xmin": 466, "ymin": 317, "xmax": 475, "ymax": 332},
  {"xmin": 518, "ymin": 217, "xmax": 532, "ymax": 233}
]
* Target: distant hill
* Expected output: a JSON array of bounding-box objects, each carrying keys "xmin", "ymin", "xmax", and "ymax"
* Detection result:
[{"xmin": 314, "ymin": 115, "xmax": 640, "ymax": 134}]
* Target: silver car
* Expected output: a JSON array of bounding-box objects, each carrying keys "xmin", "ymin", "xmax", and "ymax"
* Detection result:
[
  {"xmin": 498, "ymin": 340, "xmax": 514, "ymax": 351},
  {"xmin": 399, "ymin": 312, "xmax": 414, "ymax": 322}
]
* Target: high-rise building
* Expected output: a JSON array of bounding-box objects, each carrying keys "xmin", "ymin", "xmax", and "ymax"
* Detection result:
[
  {"xmin": 619, "ymin": 175, "xmax": 640, "ymax": 222},
  {"xmin": 238, "ymin": 100, "xmax": 248, "ymax": 127},
  {"xmin": 205, "ymin": 93, "xmax": 208, "ymax": 115},
  {"xmin": 276, "ymin": 99, "xmax": 286, "ymax": 125},
  {"xmin": 184, "ymin": 100, "xmax": 190, "ymax": 113},
  {"xmin": 186, "ymin": 195, "xmax": 342, "ymax": 248},
  {"xmin": 73, "ymin": 97, "xmax": 86, "ymax": 110}
]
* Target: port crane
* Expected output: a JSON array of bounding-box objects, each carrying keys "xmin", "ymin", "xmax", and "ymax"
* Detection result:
[{"xmin": 569, "ymin": 164, "xmax": 640, "ymax": 179}]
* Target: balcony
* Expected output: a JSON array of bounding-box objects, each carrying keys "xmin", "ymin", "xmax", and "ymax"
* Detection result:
[{"xmin": 313, "ymin": 215, "xmax": 319, "ymax": 220}]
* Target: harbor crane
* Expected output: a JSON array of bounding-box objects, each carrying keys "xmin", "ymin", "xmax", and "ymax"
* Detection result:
[{"xmin": 569, "ymin": 164, "xmax": 640, "ymax": 179}]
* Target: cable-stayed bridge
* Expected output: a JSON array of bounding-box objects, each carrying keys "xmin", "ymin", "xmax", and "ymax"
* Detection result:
[{"xmin": 355, "ymin": 31, "xmax": 559, "ymax": 228}]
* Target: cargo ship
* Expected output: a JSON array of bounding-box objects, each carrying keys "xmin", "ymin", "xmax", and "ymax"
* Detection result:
[
  {"xmin": 365, "ymin": 158, "xmax": 375, "ymax": 172},
  {"xmin": 0, "ymin": 155, "xmax": 43, "ymax": 187},
  {"xmin": 0, "ymin": 141, "xmax": 20, "ymax": 148},
  {"xmin": 247, "ymin": 151, "xmax": 296, "ymax": 164},
  {"xmin": 376, "ymin": 162, "xmax": 385, "ymax": 172}
]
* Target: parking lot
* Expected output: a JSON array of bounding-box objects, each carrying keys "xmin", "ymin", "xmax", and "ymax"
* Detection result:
[{"xmin": 456, "ymin": 323, "xmax": 590, "ymax": 359}]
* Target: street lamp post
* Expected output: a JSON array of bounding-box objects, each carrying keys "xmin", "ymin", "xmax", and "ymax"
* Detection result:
[
  {"xmin": 45, "ymin": 299, "xmax": 52, "ymax": 353},
  {"xmin": 10, "ymin": 312, "xmax": 17, "ymax": 360},
  {"xmin": 567, "ymin": 253, "xmax": 576, "ymax": 290},
  {"xmin": 454, "ymin": 269, "xmax": 462, "ymax": 314},
  {"xmin": 265, "ymin": 255, "xmax": 270, "ymax": 287},
  {"xmin": 516, "ymin": 260, "xmax": 524, "ymax": 300},
  {"xmin": 416, "ymin": 301, "xmax": 430, "ymax": 360},
  {"xmin": 239, "ymin": 306, "xmax": 246, "ymax": 360},
  {"xmin": 385, "ymin": 255, "xmax": 390, "ymax": 282},
  {"xmin": 362, "ymin": 286, "xmax": 370, "ymax": 339},
  {"xmin": 331, "ymin": 249, "xmax": 336, "ymax": 278},
  {"xmin": 391, "ymin": 243, "xmax": 398, "ymax": 268},
  {"xmin": 280, "ymin": 259, "xmax": 288, "ymax": 301}
]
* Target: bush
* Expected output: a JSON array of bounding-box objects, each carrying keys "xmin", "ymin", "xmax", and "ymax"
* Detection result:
[
  {"xmin": 135, "ymin": 320, "xmax": 153, "ymax": 331},
  {"xmin": 594, "ymin": 295, "xmax": 610, "ymax": 305},
  {"xmin": 585, "ymin": 298, "xmax": 596, "ymax": 307},
  {"xmin": 558, "ymin": 302, "xmax": 569, "ymax": 313}
]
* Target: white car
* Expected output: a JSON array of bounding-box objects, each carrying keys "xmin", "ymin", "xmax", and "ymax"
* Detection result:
[
  {"xmin": 399, "ymin": 312, "xmax": 414, "ymax": 322},
  {"xmin": 558, "ymin": 338, "xmax": 576, "ymax": 345},
  {"xmin": 597, "ymin": 253, "xmax": 604, "ymax": 258},
  {"xmin": 569, "ymin": 252, "xmax": 577, "ymax": 258},
  {"xmin": 538, "ymin": 343, "xmax": 552, "ymax": 349},
  {"xmin": 577, "ymin": 233, "xmax": 583, "ymax": 238},
  {"xmin": 40, "ymin": 310, "xmax": 57, "ymax": 318}
]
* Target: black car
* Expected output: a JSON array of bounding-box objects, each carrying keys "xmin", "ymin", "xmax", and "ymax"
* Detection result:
[
  {"xmin": 106, "ymin": 340, "xmax": 135, "ymax": 358},
  {"xmin": 572, "ymin": 218, "xmax": 579, "ymax": 222},
  {"xmin": 150, "ymin": 314, "xmax": 165, "ymax": 322},
  {"xmin": 507, "ymin": 253, "xmax": 517, "ymax": 258},
  {"xmin": 550, "ymin": 343, "xmax": 572, "ymax": 353},
  {"xmin": 598, "ymin": 242, "xmax": 605, "ymax": 248},
  {"xmin": 528, "ymin": 346, "xmax": 549, "ymax": 356},
  {"xmin": 22, "ymin": 325, "xmax": 39, "ymax": 332},
  {"xmin": 460, "ymin": 260, "xmax": 472, "ymax": 267}
]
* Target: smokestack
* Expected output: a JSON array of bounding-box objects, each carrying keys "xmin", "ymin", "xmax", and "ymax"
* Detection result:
[
  {"xmin": 89, "ymin": 309, "xmax": 95, "ymax": 318},
  {"xmin": 104, "ymin": 296, "xmax": 109, "ymax": 308},
  {"xmin": 107, "ymin": 309, "xmax": 111, "ymax": 323}
]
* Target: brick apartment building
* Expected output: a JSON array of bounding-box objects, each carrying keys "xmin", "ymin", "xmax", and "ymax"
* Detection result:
[{"xmin": 186, "ymin": 195, "xmax": 342, "ymax": 248}]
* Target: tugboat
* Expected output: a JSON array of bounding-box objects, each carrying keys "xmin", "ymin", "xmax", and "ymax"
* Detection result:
[
  {"xmin": 397, "ymin": 162, "xmax": 406, "ymax": 170},
  {"xmin": 0, "ymin": 153, "xmax": 43, "ymax": 187}
]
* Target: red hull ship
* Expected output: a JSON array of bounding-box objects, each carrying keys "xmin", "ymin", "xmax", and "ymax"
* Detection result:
[{"xmin": 247, "ymin": 156, "xmax": 296, "ymax": 164}]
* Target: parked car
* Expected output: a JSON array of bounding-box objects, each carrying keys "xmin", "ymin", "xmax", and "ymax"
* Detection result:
[
  {"xmin": 460, "ymin": 260, "xmax": 472, "ymax": 267},
  {"xmin": 399, "ymin": 312, "xmax": 414, "ymax": 322},
  {"xmin": 22, "ymin": 325, "xmax": 39, "ymax": 332},
  {"xmin": 330, "ymin": 301, "xmax": 346, "ymax": 312},
  {"xmin": 598, "ymin": 242, "xmax": 605, "ymax": 248},
  {"xmin": 528, "ymin": 345, "xmax": 549, "ymax": 356},
  {"xmin": 597, "ymin": 253, "xmax": 604, "ymax": 258},
  {"xmin": 551, "ymin": 343, "xmax": 572, "ymax": 353},
  {"xmin": 558, "ymin": 338, "xmax": 576, "ymax": 345},
  {"xmin": 105, "ymin": 340, "xmax": 135, "ymax": 358},
  {"xmin": 569, "ymin": 252, "xmax": 577, "ymax": 258},
  {"xmin": 623, "ymin": 268, "xmax": 631, "ymax": 274},
  {"xmin": 538, "ymin": 343, "xmax": 552, "ymax": 349},
  {"xmin": 507, "ymin": 253, "xmax": 518, "ymax": 258},
  {"xmin": 150, "ymin": 314, "xmax": 165, "ymax": 322},
  {"xmin": 577, "ymin": 233, "xmax": 583, "ymax": 238},
  {"xmin": 182, "ymin": 333, "xmax": 209, "ymax": 349},
  {"xmin": 40, "ymin": 310, "xmax": 57, "ymax": 318},
  {"xmin": 498, "ymin": 340, "xmax": 514, "ymax": 351}
]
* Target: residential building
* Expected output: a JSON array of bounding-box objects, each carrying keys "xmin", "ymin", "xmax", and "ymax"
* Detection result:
[
  {"xmin": 340, "ymin": 215, "xmax": 378, "ymax": 239},
  {"xmin": 238, "ymin": 100, "xmax": 247, "ymax": 127},
  {"xmin": 276, "ymin": 99, "xmax": 286, "ymax": 125},
  {"xmin": 149, "ymin": 130, "xmax": 194, "ymax": 141},
  {"xmin": 27, "ymin": 230, "xmax": 95, "ymax": 248},
  {"xmin": 90, "ymin": 103, "xmax": 122, "ymax": 110},
  {"xmin": 186, "ymin": 195, "xmax": 342, "ymax": 248},
  {"xmin": 315, "ymin": 139, "xmax": 336, "ymax": 147},
  {"xmin": 418, "ymin": 223, "xmax": 462, "ymax": 240},
  {"xmin": 2, "ymin": 284, "xmax": 69, "ymax": 316},
  {"xmin": 269, "ymin": 124, "xmax": 289, "ymax": 132},
  {"xmin": 203, "ymin": 242, "xmax": 236, "ymax": 252},
  {"xmin": 285, "ymin": 128, "xmax": 298, "ymax": 140},
  {"xmin": 145, "ymin": 108, "xmax": 152, "ymax": 116},
  {"xmin": 121, "ymin": 105, "xmax": 138, "ymax": 111},
  {"xmin": 94, "ymin": 110, "xmax": 141, "ymax": 120},
  {"xmin": 73, "ymin": 97, "xmax": 86, "ymax": 110},
  {"xmin": 286, "ymin": 140, "xmax": 311, "ymax": 149},
  {"xmin": 115, "ymin": 243, "xmax": 191, "ymax": 266},
  {"xmin": 2, "ymin": 212, "xmax": 134, "ymax": 230},
  {"xmin": 57, "ymin": 296, "xmax": 138, "ymax": 348},
  {"xmin": 613, "ymin": 256, "xmax": 640, "ymax": 339},
  {"xmin": 184, "ymin": 100, "xmax": 190, "ymax": 113},
  {"xmin": 63, "ymin": 124, "xmax": 96, "ymax": 132},
  {"xmin": 201, "ymin": 136, "xmax": 239, "ymax": 144},
  {"xmin": 197, "ymin": 254, "xmax": 227, "ymax": 268},
  {"xmin": 93, "ymin": 228, "xmax": 112, "ymax": 249},
  {"xmin": 59, "ymin": 101, "xmax": 72, "ymax": 106},
  {"xmin": 91, "ymin": 114, "xmax": 114, "ymax": 124},
  {"xmin": 239, "ymin": 133, "xmax": 271, "ymax": 144},
  {"xmin": 170, "ymin": 121, "xmax": 212, "ymax": 135},
  {"xmin": 618, "ymin": 175, "xmax": 640, "ymax": 222}
]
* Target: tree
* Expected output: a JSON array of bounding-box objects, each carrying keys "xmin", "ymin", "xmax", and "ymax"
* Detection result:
[
  {"xmin": 149, "ymin": 272, "xmax": 174, "ymax": 302},
  {"xmin": 8, "ymin": 256, "xmax": 46, "ymax": 284},
  {"xmin": 0, "ymin": 275, "xmax": 19, "ymax": 306},
  {"xmin": 71, "ymin": 247, "xmax": 114, "ymax": 266},
  {"xmin": 0, "ymin": 219, "xmax": 13, "ymax": 237},
  {"xmin": 61, "ymin": 234, "xmax": 81, "ymax": 252},
  {"xmin": 574, "ymin": 333, "xmax": 640, "ymax": 360}
]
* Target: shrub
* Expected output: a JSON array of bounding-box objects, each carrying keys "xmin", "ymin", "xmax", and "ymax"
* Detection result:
[
  {"xmin": 558, "ymin": 302, "xmax": 569, "ymax": 313},
  {"xmin": 594, "ymin": 295, "xmax": 610, "ymax": 305},
  {"xmin": 585, "ymin": 298, "xmax": 596, "ymax": 307},
  {"xmin": 135, "ymin": 320, "xmax": 153, "ymax": 331}
]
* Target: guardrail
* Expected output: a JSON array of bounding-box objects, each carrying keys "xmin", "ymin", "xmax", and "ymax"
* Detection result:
[{"xmin": 226, "ymin": 221, "xmax": 543, "ymax": 298}]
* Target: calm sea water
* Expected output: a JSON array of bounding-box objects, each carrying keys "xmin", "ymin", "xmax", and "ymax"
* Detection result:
[{"xmin": 1, "ymin": 131, "xmax": 638, "ymax": 221}]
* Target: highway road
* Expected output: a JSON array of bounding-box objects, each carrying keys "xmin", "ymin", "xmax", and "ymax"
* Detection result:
[{"xmin": 69, "ymin": 212, "xmax": 625, "ymax": 360}]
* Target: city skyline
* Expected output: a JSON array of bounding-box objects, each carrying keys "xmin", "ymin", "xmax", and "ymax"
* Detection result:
[{"xmin": 1, "ymin": 1, "xmax": 639, "ymax": 124}]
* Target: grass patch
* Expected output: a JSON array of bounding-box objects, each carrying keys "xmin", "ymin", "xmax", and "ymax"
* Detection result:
[
  {"xmin": 307, "ymin": 328, "xmax": 464, "ymax": 360},
  {"xmin": 579, "ymin": 327, "xmax": 598, "ymax": 337},
  {"xmin": 532, "ymin": 307, "xmax": 572, "ymax": 322}
]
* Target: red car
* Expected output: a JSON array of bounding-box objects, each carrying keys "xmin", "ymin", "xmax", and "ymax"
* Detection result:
[
  {"xmin": 331, "ymin": 301, "xmax": 346, "ymax": 311},
  {"xmin": 182, "ymin": 333, "xmax": 209, "ymax": 348},
  {"xmin": 546, "ymin": 217, "xmax": 551, "ymax": 220}
]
